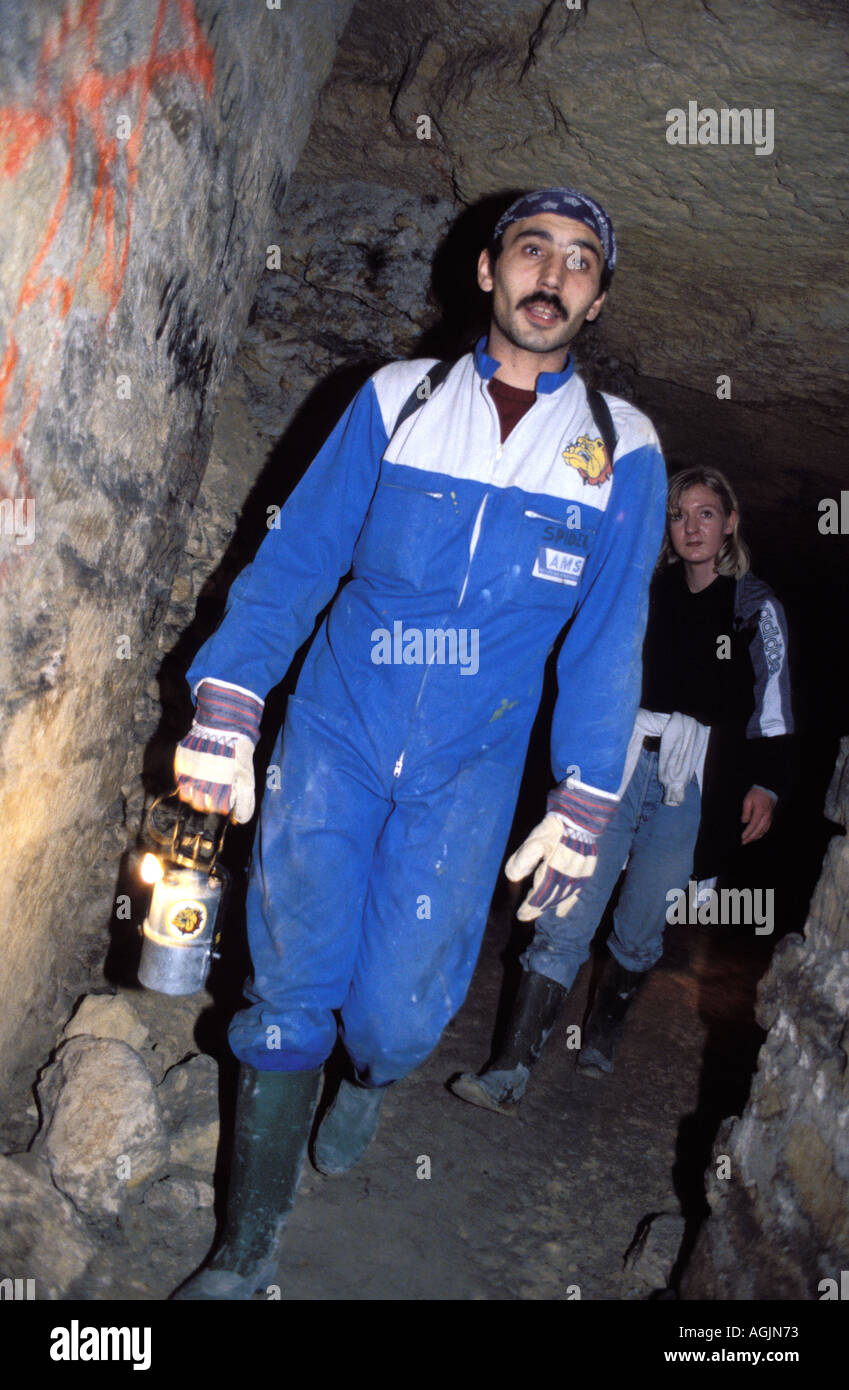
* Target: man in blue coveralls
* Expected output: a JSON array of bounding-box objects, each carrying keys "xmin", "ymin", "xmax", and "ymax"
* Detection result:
[{"xmin": 171, "ymin": 188, "xmax": 668, "ymax": 1298}]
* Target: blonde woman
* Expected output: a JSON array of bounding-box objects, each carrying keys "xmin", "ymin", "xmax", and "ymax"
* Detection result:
[{"xmin": 452, "ymin": 467, "xmax": 794, "ymax": 1113}]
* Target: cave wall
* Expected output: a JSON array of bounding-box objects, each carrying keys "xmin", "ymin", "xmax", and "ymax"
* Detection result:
[
  {"xmin": 0, "ymin": 0, "xmax": 354, "ymax": 1098},
  {"xmin": 680, "ymin": 738, "xmax": 849, "ymax": 1299}
]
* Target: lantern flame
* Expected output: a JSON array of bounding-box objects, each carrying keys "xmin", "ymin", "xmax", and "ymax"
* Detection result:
[{"xmin": 140, "ymin": 852, "xmax": 164, "ymax": 885}]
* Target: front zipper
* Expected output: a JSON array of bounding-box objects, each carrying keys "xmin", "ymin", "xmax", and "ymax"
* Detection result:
[
  {"xmin": 390, "ymin": 368, "xmax": 546, "ymax": 783},
  {"xmin": 392, "ymin": 491, "xmax": 490, "ymax": 780},
  {"xmin": 382, "ymin": 480, "xmax": 444, "ymax": 499},
  {"xmin": 524, "ymin": 508, "xmax": 567, "ymax": 524},
  {"xmin": 457, "ymin": 493, "xmax": 489, "ymax": 607}
]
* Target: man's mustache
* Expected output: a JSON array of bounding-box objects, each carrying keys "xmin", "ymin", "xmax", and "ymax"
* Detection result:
[{"xmin": 518, "ymin": 293, "xmax": 567, "ymax": 319}]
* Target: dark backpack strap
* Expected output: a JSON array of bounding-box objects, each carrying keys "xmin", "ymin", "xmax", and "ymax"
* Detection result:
[
  {"xmin": 393, "ymin": 363, "xmax": 618, "ymax": 468},
  {"xmin": 586, "ymin": 386, "xmax": 617, "ymax": 465},
  {"xmin": 392, "ymin": 358, "xmax": 453, "ymax": 438}
]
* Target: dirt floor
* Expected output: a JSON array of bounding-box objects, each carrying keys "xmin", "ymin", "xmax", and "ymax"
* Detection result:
[
  {"xmin": 0, "ymin": 868, "xmax": 772, "ymax": 1303},
  {"xmin": 259, "ymin": 903, "xmax": 767, "ymax": 1302}
]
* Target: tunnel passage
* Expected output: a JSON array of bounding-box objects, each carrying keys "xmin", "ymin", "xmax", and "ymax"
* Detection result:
[{"xmin": 0, "ymin": 0, "xmax": 846, "ymax": 1305}]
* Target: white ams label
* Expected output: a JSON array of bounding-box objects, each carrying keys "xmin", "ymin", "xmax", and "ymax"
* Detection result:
[{"xmin": 532, "ymin": 546, "xmax": 586, "ymax": 585}]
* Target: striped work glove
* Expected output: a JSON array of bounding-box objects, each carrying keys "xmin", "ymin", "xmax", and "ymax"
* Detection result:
[
  {"xmin": 505, "ymin": 782, "xmax": 619, "ymax": 922},
  {"xmin": 174, "ymin": 680, "xmax": 264, "ymax": 823}
]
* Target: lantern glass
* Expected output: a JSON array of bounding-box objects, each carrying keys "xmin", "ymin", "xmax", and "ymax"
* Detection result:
[{"xmin": 140, "ymin": 852, "xmax": 164, "ymax": 885}]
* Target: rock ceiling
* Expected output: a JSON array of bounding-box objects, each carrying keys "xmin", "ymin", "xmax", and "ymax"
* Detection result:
[{"xmin": 296, "ymin": 0, "xmax": 848, "ymax": 410}]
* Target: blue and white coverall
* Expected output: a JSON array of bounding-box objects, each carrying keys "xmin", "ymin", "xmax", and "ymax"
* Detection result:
[{"xmin": 186, "ymin": 340, "xmax": 668, "ymax": 1085}]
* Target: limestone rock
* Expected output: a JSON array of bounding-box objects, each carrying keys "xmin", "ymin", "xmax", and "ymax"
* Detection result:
[
  {"xmin": 143, "ymin": 1175, "xmax": 215, "ymax": 1222},
  {"xmin": 127, "ymin": 989, "xmax": 208, "ymax": 1084},
  {"xmin": 0, "ymin": 1153, "xmax": 95, "ymax": 1299},
  {"xmin": 824, "ymin": 737, "xmax": 849, "ymax": 830},
  {"xmin": 139, "ymin": 1174, "xmax": 217, "ymax": 1269},
  {"xmin": 33, "ymin": 1037, "xmax": 169, "ymax": 1219},
  {"xmin": 143, "ymin": 1178, "xmax": 215, "ymax": 1234},
  {"xmin": 158, "ymin": 1054, "xmax": 221, "ymax": 1175},
  {"xmin": 152, "ymin": 173, "xmax": 453, "ymax": 710},
  {"xmin": 681, "ymin": 752, "xmax": 849, "ymax": 1300},
  {"xmin": 621, "ymin": 1211, "xmax": 686, "ymax": 1298},
  {"xmin": 61, "ymin": 992, "xmax": 149, "ymax": 1053}
]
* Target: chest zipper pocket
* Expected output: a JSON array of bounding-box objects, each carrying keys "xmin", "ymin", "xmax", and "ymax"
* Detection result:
[
  {"xmin": 384, "ymin": 481, "xmax": 444, "ymax": 500},
  {"xmin": 509, "ymin": 509, "xmax": 590, "ymax": 607},
  {"xmin": 354, "ymin": 477, "xmax": 449, "ymax": 590}
]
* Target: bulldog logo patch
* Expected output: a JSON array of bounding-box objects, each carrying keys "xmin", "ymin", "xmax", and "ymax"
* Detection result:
[{"xmin": 562, "ymin": 435, "xmax": 612, "ymax": 487}]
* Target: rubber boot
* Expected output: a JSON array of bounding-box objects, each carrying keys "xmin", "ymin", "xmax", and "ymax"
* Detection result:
[
  {"xmin": 577, "ymin": 958, "xmax": 645, "ymax": 1077},
  {"xmin": 311, "ymin": 1078, "xmax": 388, "ymax": 1175},
  {"xmin": 449, "ymin": 969, "xmax": 568, "ymax": 1115},
  {"xmin": 170, "ymin": 1063, "xmax": 322, "ymax": 1300}
]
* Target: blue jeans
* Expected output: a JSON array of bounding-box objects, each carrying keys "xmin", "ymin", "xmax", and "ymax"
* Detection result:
[{"xmin": 521, "ymin": 748, "xmax": 701, "ymax": 989}]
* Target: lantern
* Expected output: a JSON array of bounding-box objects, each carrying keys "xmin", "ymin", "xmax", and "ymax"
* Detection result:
[{"xmin": 137, "ymin": 793, "xmax": 230, "ymax": 996}]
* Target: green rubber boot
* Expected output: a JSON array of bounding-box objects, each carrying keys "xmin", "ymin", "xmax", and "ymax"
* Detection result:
[
  {"xmin": 311, "ymin": 1078, "xmax": 388, "ymax": 1175},
  {"xmin": 449, "ymin": 969, "xmax": 568, "ymax": 1115},
  {"xmin": 170, "ymin": 1063, "xmax": 322, "ymax": 1300}
]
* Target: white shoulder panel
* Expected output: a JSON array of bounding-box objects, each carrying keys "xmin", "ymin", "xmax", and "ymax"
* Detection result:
[
  {"xmin": 371, "ymin": 357, "xmax": 445, "ymax": 437},
  {"xmin": 601, "ymin": 392, "xmax": 663, "ymax": 461}
]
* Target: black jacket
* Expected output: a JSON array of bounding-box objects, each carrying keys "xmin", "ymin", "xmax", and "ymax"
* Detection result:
[{"xmin": 640, "ymin": 564, "xmax": 794, "ymax": 879}]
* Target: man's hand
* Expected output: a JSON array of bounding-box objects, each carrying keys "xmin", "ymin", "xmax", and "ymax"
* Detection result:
[
  {"xmin": 174, "ymin": 680, "xmax": 264, "ymax": 824},
  {"xmin": 504, "ymin": 781, "xmax": 619, "ymax": 922},
  {"xmin": 741, "ymin": 786, "xmax": 775, "ymax": 844},
  {"xmin": 505, "ymin": 816, "xmax": 597, "ymax": 921}
]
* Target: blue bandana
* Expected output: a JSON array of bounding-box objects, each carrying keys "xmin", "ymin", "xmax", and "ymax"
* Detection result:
[{"xmin": 492, "ymin": 188, "xmax": 616, "ymax": 274}]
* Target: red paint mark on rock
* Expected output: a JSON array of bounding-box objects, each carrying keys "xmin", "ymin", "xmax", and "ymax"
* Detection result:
[{"xmin": 0, "ymin": 0, "xmax": 214, "ymax": 581}]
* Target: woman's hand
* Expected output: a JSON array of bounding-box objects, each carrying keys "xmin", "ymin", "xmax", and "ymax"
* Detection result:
[{"xmin": 740, "ymin": 787, "xmax": 775, "ymax": 844}]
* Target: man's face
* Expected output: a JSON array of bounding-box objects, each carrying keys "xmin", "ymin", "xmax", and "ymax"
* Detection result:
[{"xmin": 478, "ymin": 213, "xmax": 608, "ymax": 362}]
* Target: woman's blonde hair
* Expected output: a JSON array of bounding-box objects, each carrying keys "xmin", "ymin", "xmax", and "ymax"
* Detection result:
[{"xmin": 659, "ymin": 467, "xmax": 750, "ymax": 578}]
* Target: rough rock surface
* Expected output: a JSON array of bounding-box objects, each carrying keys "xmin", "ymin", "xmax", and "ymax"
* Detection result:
[
  {"xmin": 680, "ymin": 738, "xmax": 849, "ymax": 1300},
  {"xmin": 0, "ymin": 989, "xmax": 220, "ymax": 1298},
  {"xmin": 158, "ymin": 1053, "xmax": 220, "ymax": 1175},
  {"xmin": 0, "ymin": 1153, "xmax": 95, "ymax": 1299},
  {"xmin": 61, "ymin": 992, "xmax": 150, "ymax": 1053},
  {"xmin": 143, "ymin": 1174, "xmax": 215, "ymax": 1224},
  {"xmin": 33, "ymin": 1036, "xmax": 170, "ymax": 1219},
  {"xmin": 621, "ymin": 1211, "xmax": 687, "ymax": 1299},
  {"xmin": 128, "ymin": 987, "xmax": 209, "ymax": 1085}
]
